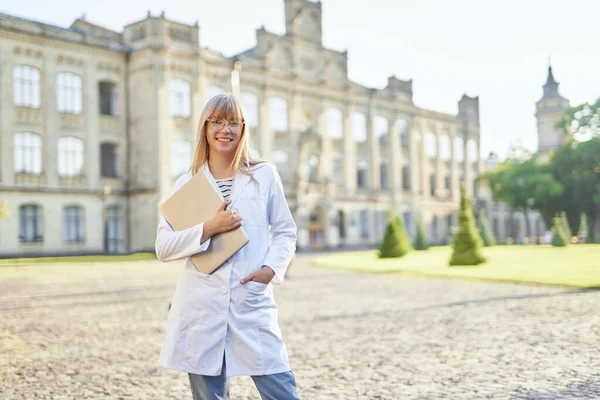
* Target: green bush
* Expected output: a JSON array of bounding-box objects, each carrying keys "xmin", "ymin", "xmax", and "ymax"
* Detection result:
[
  {"xmin": 560, "ymin": 211, "xmax": 573, "ymax": 241},
  {"xmin": 477, "ymin": 210, "xmax": 496, "ymax": 247},
  {"xmin": 578, "ymin": 213, "xmax": 589, "ymax": 244},
  {"xmin": 414, "ymin": 218, "xmax": 429, "ymax": 251},
  {"xmin": 378, "ymin": 212, "xmax": 413, "ymax": 258},
  {"xmin": 551, "ymin": 216, "xmax": 568, "ymax": 247},
  {"xmin": 449, "ymin": 186, "xmax": 487, "ymax": 266}
]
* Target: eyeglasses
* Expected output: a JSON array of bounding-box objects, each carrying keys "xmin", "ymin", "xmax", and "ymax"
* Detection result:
[{"xmin": 207, "ymin": 118, "xmax": 245, "ymax": 134}]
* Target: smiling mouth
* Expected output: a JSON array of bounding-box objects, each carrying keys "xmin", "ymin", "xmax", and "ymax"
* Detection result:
[{"xmin": 216, "ymin": 138, "xmax": 232, "ymax": 142}]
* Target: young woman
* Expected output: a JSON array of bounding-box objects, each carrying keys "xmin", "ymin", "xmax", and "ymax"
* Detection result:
[{"xmin": 155, "ymin": 94, "xmax": 300, "ymax": 400}]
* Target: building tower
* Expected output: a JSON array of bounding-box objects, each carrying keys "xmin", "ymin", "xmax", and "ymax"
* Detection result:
[{"xmin": 535, "ymin": 64, "xmax": 570, "ymax": 158}]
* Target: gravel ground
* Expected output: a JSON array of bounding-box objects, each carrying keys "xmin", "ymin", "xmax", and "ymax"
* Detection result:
[{"xmin": 1, "ymin": 254, "xmax": 599, "ymax": 399}]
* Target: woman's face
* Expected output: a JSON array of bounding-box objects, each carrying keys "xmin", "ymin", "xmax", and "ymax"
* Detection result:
[{"xmin": 206, "ymin": 114, "xmax": 243, "ymax": 157}]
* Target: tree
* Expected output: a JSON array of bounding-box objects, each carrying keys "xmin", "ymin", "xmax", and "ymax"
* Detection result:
[
  {"xmin": 478, "ymin": 148, "xmax": 563, "ymax": 237},
  {"xmin": 378, "ymin": 212, "xmax": 413, "ymax": 258},
  {"xmin": 550, "ymin": 216, "xmax": 568, "ymax": 247},
  {"xmin": 560, "ymin": 211, "xmax": 573, "ymax": 242},
  {"xmin": 477, "ymin": 209, "xmax": 496, "ymax": 246},
  {"xmin": 0, "ymin": 201, "xmax": 8, "ymax": 220},
  {"xmin": 413, "ymin": 218, "xmax": 429, "ymax": 251},
  {"xmin": 449, "ymin": 186, "xmax": 487, "ymax": 266}
]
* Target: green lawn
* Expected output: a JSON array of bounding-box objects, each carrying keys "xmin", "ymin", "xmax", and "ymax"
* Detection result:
[
  {"xmin": 0, "ymin": 252, "xmax": 157, "ymax": 265},
  {"xmin": 311, "ymin": 245, "xmax": 600, "ymax": 288}
]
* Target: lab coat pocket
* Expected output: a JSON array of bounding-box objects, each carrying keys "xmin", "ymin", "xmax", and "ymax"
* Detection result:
[
  {"xmin": 242, "ymin": 281, "xmax": 271, "ymax": 312},
  {"xmin": 235, "ymin": 195, "xmax": 268, "ymax": 227}
]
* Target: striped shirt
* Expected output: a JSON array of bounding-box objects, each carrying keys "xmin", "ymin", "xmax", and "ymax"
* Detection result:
[{"xmin": 215, "ymin": 176, "xmax": 234, "ymax": 200}]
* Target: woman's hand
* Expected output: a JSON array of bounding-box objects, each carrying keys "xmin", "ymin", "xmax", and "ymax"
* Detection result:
[
  {"xmin": 240, "ymin": 266, "xmax": 275, "ymax": 285},
  {"xmin": 202, "ymin": 200, "xmax": 242, "ymax": 243}
]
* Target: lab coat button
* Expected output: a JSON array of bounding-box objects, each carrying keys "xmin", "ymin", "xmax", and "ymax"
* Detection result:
[
  {"xmin": 220, "ymin": 311, "xmax": 225, "ymax": 317},
  {"xmin": 221, "ymin": 286, "xmax": 228, "ymax": 294}
]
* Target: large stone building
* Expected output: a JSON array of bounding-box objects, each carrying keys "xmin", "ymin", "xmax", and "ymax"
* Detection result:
[{"xmin": 0, "ymin": 0, "xmax": 483, "ymax": 257}]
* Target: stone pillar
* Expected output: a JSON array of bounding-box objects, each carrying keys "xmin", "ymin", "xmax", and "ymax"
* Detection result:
[
  {"xmin": 343, "ymin": 104, "xmax": 356, "ymax": 194},
  {"xmin": 367, "ymin": 106, "xmax": 381, "ymax": 191},
  {"xmin": 464, "ymin": 136, "xmax": 473, "ymax": 197},
  {"xmin": 86, "ymin": 60, "xmax": 100, "ymax": 190},
  {"xmin": 0, "ymin": 47, "xmax": 14, "ymax": 184},
  {"xmin": 435, "ymin": 124, "xmax": 444, "ymax": 198},
  {"xmin": 258, "ymin": 92, "xmax": 272, "ymax": 162},
  {"xmin": 389, "ymin": 117, "xmax": 402, "ymax": 205},
  {"xmin": 316, "ymin": 105, "xmax": 331, "ymax": 183},
  {"xmin": 420, "ymin": 121, "xmax": 430, "ymax": 201},
  {"xmin": 45, "ymin": 52, "xmax": 58, "ymax": 188},
  {"xmin": 288, "ymin": 92, "xmax": 302, "ymax": 186},
  {"xmin": 450, "ymin": 126, "xmax": 460, "ymax": 203}
]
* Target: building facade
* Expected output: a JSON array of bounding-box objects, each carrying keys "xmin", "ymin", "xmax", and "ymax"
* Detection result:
[{"xmin": 0, "ymin": 1, "xmax": 483, "ymax": 256}]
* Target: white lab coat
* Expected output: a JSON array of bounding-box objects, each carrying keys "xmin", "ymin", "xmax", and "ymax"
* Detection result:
[{"xmin": 155, "ymin": 162, "xmax": 297, "ymax": 377}]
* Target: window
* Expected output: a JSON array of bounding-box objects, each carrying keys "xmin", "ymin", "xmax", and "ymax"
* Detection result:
[
  {"xmin": 396, "ymin": 119, "xmax": 408, "ymax": 147},
  {"xmin": 378, "ymin": 210, "xmax": 388, "ymax": 239},
  {"xmin": 402, "ymin": 166, "xmax": 410, "ymax": 189},
  {"xmin": 326, "ymin": 107, "xmax": 343, "ymax": 140},
  {"xmin": 337, "ymin": 210, "xmax": 346, "ymax": 239},
  {"xmin": 333, "ymin": 159, "xmax": 344, "ymax": 186},
  {"xmin": 58, "ymin": 137, "xmax": 84, "ymax": 177},
  {"xmin": 99, "ymin": 81, "xmax": 119, "ymax": 116},
  {"xmin": 272, "ymin": 150, "xmax": 289, "ymax": 183},
  {"xmin": 57, "ymin": 72, "xmax": 82, "ymax": 114},
  {"xmin": 13, "ymin": 65, "xmax": 40, "ymax": 108},
  {"xmin": 357, "ymin": 160, "xmax": 368, "ymax": 188},
  {"xmin": 440, "ymin": 134, "xmax": 451, "ymax": 161},
  {"xmin": 205, "ymin": 85, "xmax": 225, "ymax": 106},
  {"xmin": 431, "ymin": 216, "xmax": 439, "ymax": 241},
  {"xmin": 467, "ymin": 138, "xmax": 478, "ymax": 162},
  {"xmin": 269, "ymin": 97, "xmax": 288, "ymax": 131},
  {"xmin": 240, "ymin": 91, "xmax": 258, "ymax": 128},
  {"xmin": 445, "ymin": 175, "xmax": 450, "ymax": 190},
  {"xmin": 454, "ymin": 137, "xmax": 465, "ymax": 162},
  {"xmin": 63, "ymin": 205, "xmax": 85, "ymax": 243},
  {"xmin": 374, "ymin": 115, "xmax": 388, "ymax": 144},
  {"xmin": 171, "ymin": 140, "xmax": 192, "ymax": 178},
  {"xmin": 425, "ymin": 132, "xmax": 437, "ymax": 158},
  {"xmin": 19, "ymin": 204, "xmax": 43, "ymax": 243},
  {"xmin": 106, "ymin": 205, "xmax": 124, "ymax": 253},
  {"xmin": 360, "ymin": 210, "xmax": 369, "ymax": 239},
  {"xmin": 352, "ymin": 112, "xmax": 367, "ymax": 143},
  {"xmin": 403, "ymin": 212, "xmax": 412, "ymax": 237},
  {"xmin": 14, "ymin": 132, "xmax": 42, "ymax": 174},
  {"xmin": 170, "ymin": 79, "xmax": 191, "ymax": 117},
  {"xmin": 380, "ymin": 162, "xmax": 388, "ymax": 190},
  {"xmin": 430, "ymin": 174, "xmax": 436, "ymax": 196},
  {"xmin": 307, "ymin": 154, "xmax": 318, "ymax": 183},
  {"xmin": 100, "ymin": 143, "xmax": 119, "ymax": 177}
]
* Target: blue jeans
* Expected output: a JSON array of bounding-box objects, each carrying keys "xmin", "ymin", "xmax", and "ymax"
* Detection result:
[{"xmin": 188, "ymin": 356, "xmax": 301, "ymax": 400}]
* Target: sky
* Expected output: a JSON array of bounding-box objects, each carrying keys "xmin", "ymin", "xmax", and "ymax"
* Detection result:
[{"xmin": 2, "ymin": 0, "xmax": 599, "ymax": 159}]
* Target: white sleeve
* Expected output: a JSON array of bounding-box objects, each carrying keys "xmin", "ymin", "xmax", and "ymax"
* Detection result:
[{"xmin": 154, "ymin": 175, "xmax": 212, "ymax": 262}]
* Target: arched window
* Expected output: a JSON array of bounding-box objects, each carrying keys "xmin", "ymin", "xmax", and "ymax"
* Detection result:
[
  {"xmin": 171, "ymin": 140, "xmax": 192, "ymax": 178},
  {"xmin": 307, "ymin": 154, "xmax": 318, "ymax": 183},
  {"xmin": 240, "ymin": 91, "xmax": 258, "ymax": 128},
  {"xmin": 100, "ymin": 143, "xmax": 119, "ymax": 177},
  {"xmin": 269, "ymin": 97, "xmax": 288, "ymax": 131},
  {"xmin": 19, "ymin": 204, "xmax": 43, "ymax": 243},
  {"xmin": 272, "ymin": 150, "xmax": 289, "ymax": 183},
  {"xmin": 13, "ymin": 65, "xmax": 40, "ymax": 108},
  {"xmin": 467, "ymin": 138, "xmax": 478, "ymax": 162},
  {"xmin": 352, "ymin": 112, "xmax": 367, "ymax": 143},
  {"xmin": 332, "ymin": 158, "xmax": 344, "ymax": 186},
  {"xmin": 99, "ymin": 81, "xmax": 119, "ymax": 116},
  {"xmin": 424, "ymin": 132, "xmax": 437, "ymax": 158},
  {"xmin": 170, "ymin": 79, "xmax": 191, "ymax": 117},
  {"xmin": 326, "ymin": 107, "xmax": 343, "ymax": 139},
  {"xmin": 63, "ymin": 205, "xmax": 85, "ymax": 243},
  {"xmin": 57, "ymin": 72, "xmax": 82, "ymax": 114},
  {"xmin": 373, "ymin": 115, "xmax": 388, "ymax": 144},
  {"xmin": 439, "ymin": 134, "xmax": 451, "ymax": 161},
  {"xmin": 454, "ymin": 137, "xmax": 465, "ymax": 162},
  {"xmin": 357, "ymin": 160, "xmax": 368, "ymax": 188},
  {"xmin": 58, "ymin": 136, "xmax": 84, "ymax": 176},
  {"xmin": 14, "ymin": 132, "xmax": 42, "ymax": 174}
]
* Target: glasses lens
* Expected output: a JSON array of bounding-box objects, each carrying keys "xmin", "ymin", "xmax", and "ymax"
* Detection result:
[
  {"xmin": 229, "ymin": 122, "xmax": 241, "ymax": 133},
  {"xmin": 210, "ymin": 120, "xmax": 225, "ymax": 132}
]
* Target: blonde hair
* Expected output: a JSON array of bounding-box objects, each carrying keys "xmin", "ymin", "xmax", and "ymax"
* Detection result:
[{"xmin": 190, "ymin": 94, "xmax": 264, "ymax": 182}]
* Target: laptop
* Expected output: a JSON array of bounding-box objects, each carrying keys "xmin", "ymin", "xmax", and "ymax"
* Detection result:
[{"xmin": 159, "ymin": 171, "xmax": 249, "ymax": 274}]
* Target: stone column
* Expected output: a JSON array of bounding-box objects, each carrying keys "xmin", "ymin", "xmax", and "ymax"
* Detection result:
[
  {"xmin": 420, "ymin": 121, "xmax": 430, "ymax": 201},
  {"xmin": 435, "ymin": 124, "xmax": 444, "ymax": 198},
  {"xmin": 86, "ymin": 59, "xmax": 100, "ymax": 190},
  {"xmin": 0, "ymin": 47, "xmax": 14, "ymax": 184},
  {"xmin": 450, "ymin": 126, "xmax": 460, "ymax": 203},
  {"xmin": 258, "ymin": 91, "xmax": 272, "ymax": 162},
  {"xmin": 367, "ymin": 106, "xmax": 380, "ymax": 191},
  {"xmin": 464, "ymin": 136, "xmax": 473, "ymax": 197},
  {"xmin": 389, "ymin": 117, "xmax": 402, "ymax": 204},
  {"xmin": 288, "ymin": 91, "xmax": 302, "ymax": 186},
  {"xmin": 45, "ymin": 52, "xmax": 58, "ymax": 188},
  {"xmin": 343, "ymin": 104, "xmax": 356, "ymax": 194}
]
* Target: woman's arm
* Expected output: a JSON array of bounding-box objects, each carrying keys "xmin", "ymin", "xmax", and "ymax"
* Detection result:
[
  {"xmin": 260, "ymin": 166, "xmax": 298, "ymax": 285},
  {"xmin": 154, "ymin": 174, "xmax": 214, "ymax": 262}
]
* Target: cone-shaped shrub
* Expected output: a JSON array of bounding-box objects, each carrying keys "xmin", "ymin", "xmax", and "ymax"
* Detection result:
[
  {"xmin": 477, "ymin": 209, "xmax": 496, "ymax": 247},
  {"xmin": 560, "ymin": 211, "xmax": 572, "ymax": 242},
  {"xmin": 449, "ymin": 186, "xmax": 487, "ymax": 266},
  {"xmin": 578, "ymin": 213, "xmax": 588, "ymax": 244},
  {"xmin": 551, "ymin": 216, "xmax": 568, "ymax": 247},
  {"xmin": 414, "ymin": 218, "xmax": 429, "ymax": 251},
  {"xmin": 378, "ymin": 212, "xmax": 413, "ymax": 258}
]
